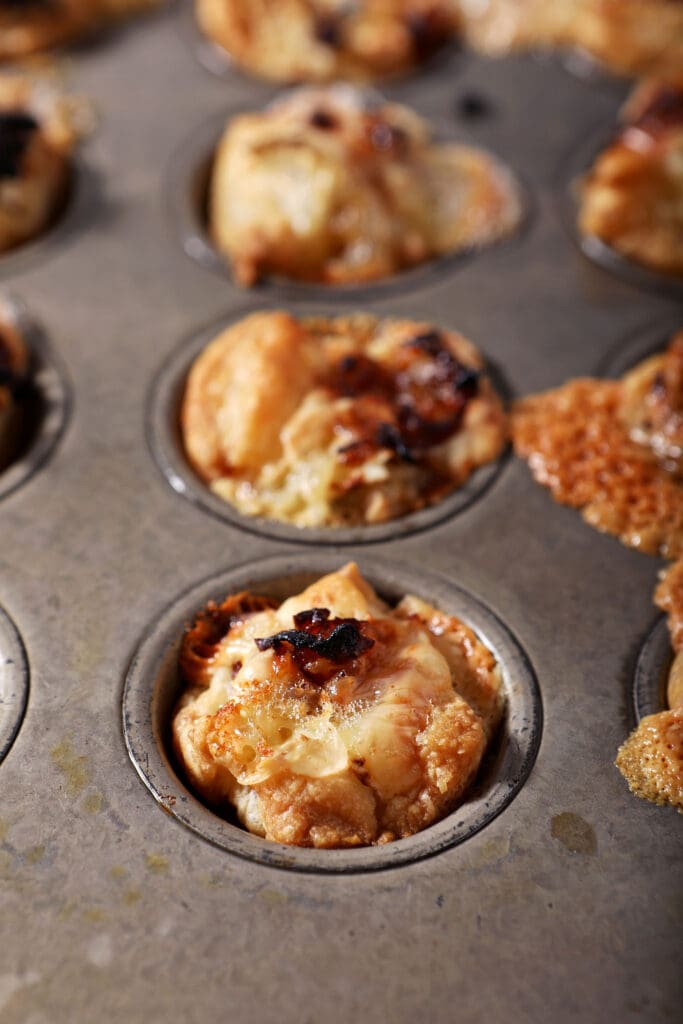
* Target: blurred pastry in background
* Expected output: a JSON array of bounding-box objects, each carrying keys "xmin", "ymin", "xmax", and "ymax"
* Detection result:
[
  {"xmin": 209, "ymin": 86, "xmax": 522, "ymax": 287},
  {"xmin": 457, "ymin": 1, "xmax": 683, "ymax": 78},
  {"xmin": 0, "ymin": 75, "xmax": 84, "ymax": 252},
  {"xmin": 578, "ymin": 77, "xmax": 683, "ymax": 280},
  {"xmin": 195, "ymin": 0, "xmax": 458, "ymax": 83},
  {"xmin": 173, "ymin": 561, "xmax": 505, "ymax": 847},
  {"xmin": 0, "ymin": 0, "xmax": 160, "ymax": 59},
  {"xmin": 512, "ymin": 331, "xmax": 683, "ymax": 559},
  {"xmin": 0, "ymin": 302, "xmax": 29, "ymax": 470},
  {"xmin": 616, "ymin": 559, "xmax": 683, "ymax": 813},
  {"xmin": 181, "ymin": 311, "xmax": 507, "ymax": 528}
]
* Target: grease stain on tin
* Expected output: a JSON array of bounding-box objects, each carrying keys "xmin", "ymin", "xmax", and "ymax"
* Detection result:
[
  {"xmin": 24, "ymin": 844, "xmax": 45, "ymax": 866},
  {"xmin": 550, "ymin": 812, "xmax": 597, "ymax": 855},
  {"xmin": 145, "ymin": 852, "xmax": 169, "ymax": 874},
  {"xmin": 83, "ymin": 792, "xmax": 103, "ymax": 814},
  {"xmin": 50, "ymin": 738, "xmax": 89, "ymax": 797}
]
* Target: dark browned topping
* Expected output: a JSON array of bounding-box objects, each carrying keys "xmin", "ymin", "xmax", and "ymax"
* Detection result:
[
  {"xmin": 312, "ymin": 14, "xmax": 341, "ymax": 48},
  {"xmin": 0, "ymin": 0, "xmax": 51, "ymax": 7},
  {"xmin": 180, "ymin": 592, "xmax": 277, "ymax": 685},
  {"xmin": 309, "ymin": 108, "xmax": 338, "ymax": 131},
  {"xmin": 255, "ymin": 607, "xmax": 375, "ymax": 682},
  {"xmin": 0, "ymin": 111, "xmax": 38, "ymax": 179},
  {"xmin": 404, "ymin": 10, "xmax": 450, "ymax": 58},
  {"xmin": 329, "ymin": 330, "xmax": 481, "ymax": 463},
  {"xmin": 627, "ymin": 85, "xmax": 683, "ymax": 140},
  {"xmin": 0, "ymin": 328, "xmax": 26, "ymax": 396}
]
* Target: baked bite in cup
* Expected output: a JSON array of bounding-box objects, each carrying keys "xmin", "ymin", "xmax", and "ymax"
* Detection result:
[
  {"xmin": 194, "ymin": 0, "xmax": 458, "ymax": 83},
  {"xmin": 511, "ymin": 331, "xmax": 683, "ymax": 558},
  {"xmin": 208, "ymin": 86, "xmax": 523, "ymax": 287},
  {"xmin": 577, "ymin": 78, "xmax": 683, "ymax": 281},
  {"xmin": 616, "ymin": 559, "xmax": 683, "ymax": 813},
  {"xmin": 0, "ymin": 0, "xmax": 159, "ymax": 60},
  {"xmin": 0, "ymin": 300, "xmax": 28, "ymax": 470},
  {"xmin": 173, "ymin": 561, "xmax": 504, "ymax": 848},
  {"xmin": 181, "ymin": 311, "xmax": 508, "ymax": 529},
  {"xmin": 457, "ymin": 1, "xmax": 683, "ymax": 78},
  {"xmin": 0, "ymin": 75, "xmax": 84, "ymax": 254}
]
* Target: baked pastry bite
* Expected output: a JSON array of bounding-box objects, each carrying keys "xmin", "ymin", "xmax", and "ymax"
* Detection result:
[
  {"xmin": 209, "ymin": 86, "xmax": 523, "ymax": 287},
  {"xmin": 195, "ymin": 0, "xmax": 458, "ymax": 83},
  {"xmin": 578, "ymin": 77, "xmax": 683, "ymax": 280},
  {"xmin": 457, "ymin": 1, "xmax": 683, "ymax": 78},
  {"xmin": 0, "ymin": 75, "xmax": 84, "ymax": 253},
  {"xmin": 616, "ymin": 559, "xmax": 683, "ymax": 813},
  {"xmin": 181, "ymin": 310, "xmax": 507, "ymax": 528},
  {"xmin": 0, "ymin": 301, "xmax": 29, "ymax": 470},
  {"xmin": 511, "ymin": 331, "xmax": 683, "ymax": 558},
  {"xmin": 0, "ymin": 0, "xmax": 160, "ymax": 60},
  {"xmin": 173, "ymin": 562, "xmax": 504, "ymax": 848}
]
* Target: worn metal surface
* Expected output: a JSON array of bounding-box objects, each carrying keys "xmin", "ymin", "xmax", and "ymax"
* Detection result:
[{"xmin": 0, "ymin": 6, "xmax": 681, "ymax": 1022}]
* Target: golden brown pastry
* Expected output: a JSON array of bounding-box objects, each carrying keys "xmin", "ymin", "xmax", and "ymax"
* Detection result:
[
  {"xmin": 181, "ymin": 311, "xmax": 508, "ymax": 528},
  {"xmin": 195, "ymin": 0, "xmax": 458, "ymax": 83},
  {"xmin": 209, "ymin": 86, "xmax": 523, "ymax": 287},
  {"xmin": 457, "ymin": 1, "xmax": 683, "ymax": 78},
  {"xmin": 173, "ymin": 562, "xmax": 504, "ymax": 848},
  {"xmin": 512, "ymin": 332, "xmax": 683, "ymax": 558},
  {"xmin": 0, "ymin": 303, "xmax": 29, "ymax": 470},
  {"xmin": 0, "ymin": 75, "xmax": 83, "ymax": 253},
  {"xmin": 578, "ymin": 78, "xmax": 683, "ymax": 279},
  {"xmin": 0, "ymin": 0, "xmax": 159, "ymax": 59},
  {"xmin": 616, "ymin": 559, "xmax": 683, "ymax": 813}
]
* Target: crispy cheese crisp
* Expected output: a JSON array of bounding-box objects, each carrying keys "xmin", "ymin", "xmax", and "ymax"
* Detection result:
[{"xmin": 512, "ymin": 333, "xmax": 683, "ymax": 559}]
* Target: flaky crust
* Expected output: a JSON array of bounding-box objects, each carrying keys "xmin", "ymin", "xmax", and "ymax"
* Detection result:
[
  {"xmin": 195, "ymin": 0, "xmax": 458, "ymax": 83},
  {"xmin": 0, "ymin": 75, "xmax": 85, "ymax": 253},
  {"xmin": 0, "ymin": 0, "xmax": 160, "ymax": 59},
  {"xmin": 457, "ymin": 0, "xmax": 683, "ymax": 77},
  {"xmin": 173, "ymin": 562, "xmax": 504, "ymax": 848},
  {"xmin": 209, "ymin": 86, "xmax": 522, "ymax": 287},
  {"xmin": 511, "ymin": 332, "xmax": 683, "ymax": 559},
  {"xmin": 578, "ymin": 78, "xmax": 683, "ymax": 279},
  {"xmin": 181, "ymin": 311, "xmax": 508, "ymax": 528}
]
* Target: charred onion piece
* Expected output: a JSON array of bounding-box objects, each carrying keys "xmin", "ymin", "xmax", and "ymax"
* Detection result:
[
  {"xmin": 256, "ymin": 607, "xmax": 375, "ymax": 663},
  {"xmin": 0, "ymin": 111, "xmax": 38, "ymax": 180}
]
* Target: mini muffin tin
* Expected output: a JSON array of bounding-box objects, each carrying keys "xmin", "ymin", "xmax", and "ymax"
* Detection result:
[{"xmin": 0, "ymin": 9, "xmax": 681, "ymax": 1023}]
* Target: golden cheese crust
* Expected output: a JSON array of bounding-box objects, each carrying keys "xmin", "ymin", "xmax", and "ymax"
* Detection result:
[
  {"xmin": 578, "ymin": 78, "xmax": 683, "ymax": 279},
  {"xmin": 173, "ymin": 562, "xmax": 504, "ymax": 848},
  {"xmin": 0, "ymin": 75, "xmax": 86, "ymax": 254},
  {"xmin": 511, "ymin": 332, "xmax": 683, "ymax": 559},
  {"xmin": 195, "ymin": 0, "xmax": 458, "ymax": 83},
  {"xmin": 0, "ymin": 0, "xmax": 159, "ymax": 59},
  {"xmin": 181, "ymin": 311, "xmax": 508, "ymax": 529},
  {"xmin": 209, "ymin": 86, "xmax": 522, "ymax": 287},
  {"xmin": 0, "ymin": 300, "xmax": 29, "ymax": 470},
  {"xmin": 457, "ymin": 0, "xmax": 683, "ymax": 77}
]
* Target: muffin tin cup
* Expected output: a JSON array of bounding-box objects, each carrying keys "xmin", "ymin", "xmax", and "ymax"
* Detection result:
[
  {"xmin": 122, "ymin": 553, "xmax": 542, "ymax": 874},
  {"xmin": 597, "ymin": 317, "xmax": 683, "ymax": 380},
  {"xmin": 146, "ymin": 304, "xmax": 511, "ymax": 546},
  {"xmin": 632, "ymin": 618, "xmax": 672, "ymax": 723},
  {"xmin": 0, "ymin": 603, "xmax": 29, "ymax": 767},
  {"xmin": 557, "ymin": 124, "xmax": 683, "ymax": 302},
  {"xmin": 163, "ymin": 104, "xmax": 530, "ymax": 304},
  {"xmin": 0, "ymin": 295, "xmax": 72, "ymax": 504},
  {"xmin": 0, "ymin": 156, "xmax": 97, "ymax": 281}
]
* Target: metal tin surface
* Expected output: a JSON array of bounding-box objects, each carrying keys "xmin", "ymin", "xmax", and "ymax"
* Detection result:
[{"xmin": 0, "ymin": 7, "xmax": 681, "ymax": 1023}]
